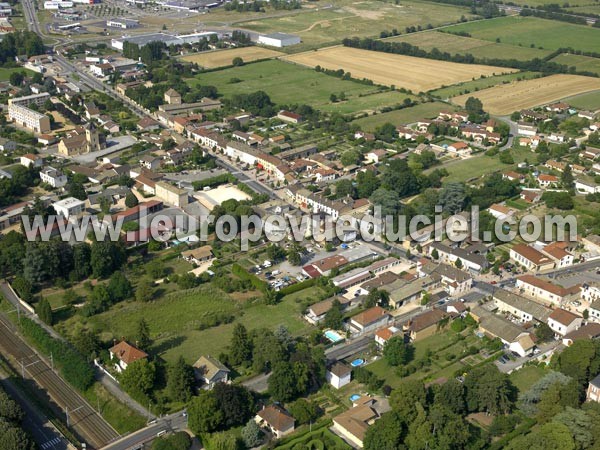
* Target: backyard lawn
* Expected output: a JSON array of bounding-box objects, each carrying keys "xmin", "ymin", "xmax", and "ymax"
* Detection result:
[{"xmin": 509, "ymin": 365, "xmax": 548, "ymax": 393}]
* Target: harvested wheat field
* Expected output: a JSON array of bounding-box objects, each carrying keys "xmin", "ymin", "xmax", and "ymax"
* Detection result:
[
  {"xmin": 283, "ymin": 46, "xmax": 516, "ymax": 92},
  {"xmin": 181, "ymin": 47, "xmax": 284, "ymax": 69},
  {"xmin": 452, "ymin": 74, "xmax": 600, "ymax": 115}
]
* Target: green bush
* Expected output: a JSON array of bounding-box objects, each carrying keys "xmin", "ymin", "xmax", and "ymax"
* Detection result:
[{"xmin": 20, "ymin": 318, "xmax": 94, "ymax": 391}]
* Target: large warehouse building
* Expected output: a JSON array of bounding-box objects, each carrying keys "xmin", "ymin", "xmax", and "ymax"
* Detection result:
[{"xmin": 257, "ymin": 32, "xmax": 301, "ymax": 48}]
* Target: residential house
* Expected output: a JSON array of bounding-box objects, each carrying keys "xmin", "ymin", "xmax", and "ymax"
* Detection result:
[
  {"xmin": 302, "ymin": 255, "xmax": 349, "ymax": 278},
  {"xmin": 277, "ymin": 110, "xmax": 302, "ymax": 124},
  {"xmin": 563, "ymin": 323, "xmax": 600, "ymax": 347},
  {"xmin": 541, "ymin": 242, "xmax": 574, "ymax": 268},
  {"xmin": 418, "ymin": 261, "xmax": 473, "ymax": 296},
  {"xmin": 516, "ymin": 274, "xmax": 579, "ymax": 306},
  {"xmin": 447, "ymin": 141, "xmax": 471, "ymax": 156},
  {"xmin": 374, "ymin": 325, "xmax": 402, "ymax": 347},
  {"xmin": 52, "ymin": 197, "xmax": 85, "ymax": 219},
  {"xmin": 181, "ymin": 245, "xmax": 213, "ymax": 265},
  {"xmin": 503, "ymin": 171, "xmax": 525, "ymax": 182},
  {"xmin": 428, "ymin": 242, "xmax": 489, "ymax": 273},
  {"xmin": 547, "ymin": 308, "xmax": 582, "ymax": 337},
  {"xmin": 471, "ymin": 306, "xmax": 535, "ymax": 357},
  {"xmin": 493, "ymin": 288, "xmax": 551, "ymax": 322},
  {"xmin": 488, "ymin": 203, "xmax": 515, "ymax": 221},
  {"xmin": 40, "ymin": 166, "xmax": 67, "ymax": 188},
  {"xmin": 366, "ymin": 149, "xmax": 387, "ymax": 164},
  {"xmin": 404, "ymin": 309, "xmax": 449, "ymax": 341},
  {"xmin": 349, "ymin": 306, "xmax": 390, "ymax": 334},
  {"xmin": 509, "ymin": 244, "xmax": 555, "ymax": 272},
  {"xmin": 314, "ymin": 168, "xmax": 338, "ymax": 183},
  {"xmin": 520, "ymin": 189, "xmax": 543, "ymax": 204},
  {"xmin": 537, "ymin": 174, "xmax": 559, "ymax": 188},
  {"xmin": 137, "ymin": 117, "xmax": 160, "ymax": 131},
  {"xmin": 0, "ymin": 137, "xmax": 16, "ymax": 152},
  {"xmin": 327, "ymin": 363, "xmax": 352, "ymax": 389},
  {"xmin": 304, "ymin": 297, "xmax": 351, "ymax": 324},
  {"xmin": 139, "ymin": 154, "xmax": 161, "ymax": 171},
  {"xmin": 109, "ymin": 340, "xmax": 148, "ymax": 373},
  {"xmin": 20, "ymin": 153, "xmax": 43, "ymax": 168},
  {"xmin": 332, "ymin": 398, "xmax": 379, "ymax": 448},
  {"xmin": 586, "ymin": 374, "xmax": 600, "ymax": 402},
  {"xmin": 164, "ymin": 88, "xmax": 182, "ymax": 105},
  {"xmin": 517, "ymin": 122, "xmax": 538, "ymax": 137},
  {"xmin": 388, "ymin": 275, "xmax": 439, "ymax": 309},
  {"xmin": 255, "ymin": 405, "xmax": 295, "ymax": 439},
  {"xmin": 192, "ymin": 355, "xmax": 230, "ymax": 389}
]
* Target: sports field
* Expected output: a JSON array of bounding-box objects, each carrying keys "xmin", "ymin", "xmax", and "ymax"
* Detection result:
[
  {"xmin": 444, "ymin": 16, "xmax": 600, "ymax": 53},
  {"xmin": 188, "ymin": 59, "xmax": 414, "ymax": 113},
  {"xmin": 353, "ymin": 101, "xmax": 450, "ymax": 131},
  {"xmin": 284, "ymin": 46, "xmax": 516, "ymax": 92},
  {"xmin": 550, "ymin": 53, "xmax": 600, "ymax": 76},
  {"xmin": 181, "ymin": 47, "xmax": 283, "ymax": 69},
  {"xmin": 386, "ymin": 31, "xmax": 551, "ymax": 61},
  {"xmin": 238, "ymin": 0, "xmax": 476, "ymax": 50},
  {"xmin": 452, "ymin": 74, "xmax": 600, "ymax": 115}
]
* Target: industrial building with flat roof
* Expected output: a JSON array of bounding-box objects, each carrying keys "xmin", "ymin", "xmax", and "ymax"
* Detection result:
[{"xmin": 111, "ymin": 31, "xmax": 218, "ymax": 51}]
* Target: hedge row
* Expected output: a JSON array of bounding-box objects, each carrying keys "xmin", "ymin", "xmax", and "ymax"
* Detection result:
[{"xmin": 20, "ymin": 318, "xmax": 94, "ymax": 391}]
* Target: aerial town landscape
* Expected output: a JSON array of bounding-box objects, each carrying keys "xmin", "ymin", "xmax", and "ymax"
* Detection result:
[{"xmin": 2, "ymin": 0, "xmax": 600, "ymax": 448}]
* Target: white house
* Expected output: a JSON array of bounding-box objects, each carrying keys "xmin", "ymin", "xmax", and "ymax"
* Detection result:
[
  {"xmin": 192, "ymin": 355, "xmax": 230, "ymax": 390},
  {"xmin": 20, "ymin": 153, "xmax": 43, "ymax": 168},
  {"xmin": 52, "ymin": 197, "xmax": 85, "ymax": 219},
  {"xmin": 255, "ymin": 405, "xmax": 295, "ymax": 439},
  {"xmin": 108, "ymin": 340, "xmax": 148, "ymax": 373},
  {"xmin": 39, "ymin": 166, "xmax": 67, "ymax": 188},
  {"xmin": 327, "ymin": 363, "xmax": 352, "ymax": 389},
  {"xmin": 547, "ymin": 308, "xmax": 582, "ymax": 337},
  {"xmin": 374, "ymin": 325, "xmax": 401, "ymax": 347}
]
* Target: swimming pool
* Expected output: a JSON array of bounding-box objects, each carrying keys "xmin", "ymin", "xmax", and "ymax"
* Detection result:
[
  {"xmin": 349, "ymin": 394, "xmax": 361, "ymax": 402},
  {"xmin": 324, "ymin": 330, "xmax": 344, "ymax": 343},
  {"xmin": 350, "ymin": 358, "xmax": 365, "ymax": 367}
]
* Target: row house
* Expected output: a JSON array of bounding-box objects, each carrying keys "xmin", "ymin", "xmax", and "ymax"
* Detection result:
[
  {"xmin": 516, "ymin": 274, "xmax": 580, "ymax": 306},
  {"xmin": 493, "ymin": 288, "xmax": 551, "ymax": 323},
  {"xmin": 509, "ymin": 244, "xmax": 555, "ymax": 272}
]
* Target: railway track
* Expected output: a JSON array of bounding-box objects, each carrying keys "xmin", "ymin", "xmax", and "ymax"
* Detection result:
[{"xmin": 0, "ymin": 313, "xmax": 119, "ymax": 449}]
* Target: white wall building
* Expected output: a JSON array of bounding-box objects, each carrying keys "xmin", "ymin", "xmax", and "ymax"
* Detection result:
[
  {"xmin": 52, "ymin": 197, "xmax": 85, "ymax": 219},
  {"xmin": 257, "ymin": 32, "xmax": 301, "ymax": 47}
]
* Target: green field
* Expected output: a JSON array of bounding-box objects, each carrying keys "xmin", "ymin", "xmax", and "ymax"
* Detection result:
[
  {"xmin": 64, "ymin": 285, "xmax": 318, "ymax": 364},
  {"xmin": 509, "ymin": 365, "xmax": 548, "ymax": 394},
  {"xmin": 562, "ymin": 89, "xmax": 600, "ymax": 110},
  {"xmin": 551, "ymin": 53, "xmax": 600, "ymax": 76},
  {"xmin": 386, "ymin": 31, "xmax": 551, "ymax": 61},
  {"xmin": 189, "ymin": 59, "xmax": 414, "ymax": 114},
  {"xmin": 431, "ymin": 71, "xmax": 540, "ymax": 99},
  {"xmin": 368, "ymin": 330, "xmax": 485, "ymax": 389},
  {"xmin": 429, "ymin": 146, "xmax": 533, "ymax": 183},
  {"xmin": 443, "ymin": 16, "xmax": 600, "ymax": 53},
  {"xmin": 353, "ymin": 101, "xmax": 450, "ymax": 131},
  {"xmin": 238, "ymin": 0, "xmax": 476, "ymax": 51},
  {"xmin": 0, "ymin": 67, "xmax": 34, "ymax": 81}
]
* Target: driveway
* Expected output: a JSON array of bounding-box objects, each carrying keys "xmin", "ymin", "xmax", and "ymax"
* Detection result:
[{"xmin": 495, "ymin": 340, "xmax": 562, "ymax": 374}]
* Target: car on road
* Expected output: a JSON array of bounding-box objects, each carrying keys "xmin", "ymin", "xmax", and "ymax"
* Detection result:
[{"xmin": 498, "ymin": 355, "xmax": 508, "ymax": 364}]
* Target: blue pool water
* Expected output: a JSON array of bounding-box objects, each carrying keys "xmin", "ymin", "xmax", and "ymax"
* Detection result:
[
  {"xmin": 349, "ymin": 394, "xmax": 361, "ymax": 402},
  {"xmin": 351, "ymin": 358, "xmax": 365, "ymax": 367},
  {"xmin": 324, "ymin": 330, "xmax": 344, "ymax": 343}
]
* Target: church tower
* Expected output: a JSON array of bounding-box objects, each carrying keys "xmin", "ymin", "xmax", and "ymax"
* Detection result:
[{"xmin": 85, "ymin": 122, "xmax": 100, "ymax": 153}]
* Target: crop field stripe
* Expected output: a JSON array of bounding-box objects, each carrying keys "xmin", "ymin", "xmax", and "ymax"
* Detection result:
[{"xmin": 283, "ymin": 46, "xmax": 517, "ymax": 92}]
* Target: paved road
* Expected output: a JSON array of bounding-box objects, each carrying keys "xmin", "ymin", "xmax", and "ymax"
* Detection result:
[
  {"xmin": 101, "ymin": 412, "xmax": 188, "ymax": 450},
  {"xmin": 215, "ymin": 158, "xmax": 275, "ymax": 199},
  {"xmin": 241, "ymin": 372, "xmax": 271, "ymax": 393},
  {"xmin": 0, "ymin": 313, "xmax": 118, "ymax": 449},
  {"xmin": 497, "ymin": 116, "xmax": 518, "ymax": 150},
  {"xmin": 0, "ymin": 368, "xmax": 69, "ymax": 450}
]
